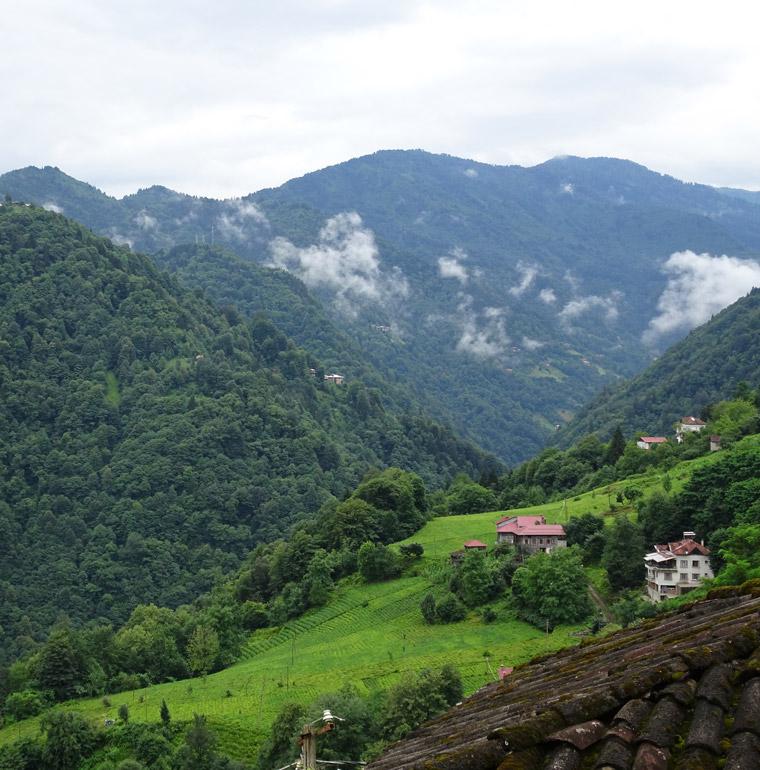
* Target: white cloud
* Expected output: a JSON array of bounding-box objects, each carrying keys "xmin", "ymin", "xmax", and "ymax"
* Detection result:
[
  {"xmin": 268, "ymin": 211, "xmax": 408, "ymax": 316},
  {"xmin": 454, "ymin": 295, "xmax": 509, "ymax": 358},
  {"xmin": 215, "ymin": 198, "xmax": 269, "ymax": 242},
  {"xmin": 109, "ymin": 230, "xmax": 133, "ymax": 249},
  {"xmin": 42, "ymin": 201, "xmax": 63, "ymax": 213},
  {"xmin": 438, "ymin": 247, "xmax": 470, "ymax": 284},
  {"xmin": 643, "ymin": 250, "xmax": 760, "ymax": 344},
  {"xmin": 522, "ymin": 336, "xmax": 545, "ymax": 350},
  {"xmin": 539, "ymin": 288, "xmax": 557, "ymax": 304},
  {"xmin": 561, "ymin": 182, "xmax": 574, "ymax": 194},
  {"xmin": 509, "ymin": 261, "xmax": 539, "ymax": 297},
  {"xmin": 559, "ymin": 291, "xmax": 622, "ymax": 326},
  {"xmin": 464, "ymin": 167, "xmax": 478, "ymax": 178},
  {"xmin": 134, "ymin": 209, "xmax": 157, "ymax": 230},
  {"xmin": 4, "ymin": 2, "xmax": 760, "ymax": 197}
]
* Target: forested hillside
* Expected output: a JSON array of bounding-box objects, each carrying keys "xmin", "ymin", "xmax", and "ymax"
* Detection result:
[
  {"xmin": 0, "ymin": 204, "xmax": 494, "ymax": 663},
  {"xmin": 558, "ymin": 288, "xmax": 760, "ymax": 443},
  {"xmin": 5, "ymin": 153, "xmax": 760, "ymax": 462}
]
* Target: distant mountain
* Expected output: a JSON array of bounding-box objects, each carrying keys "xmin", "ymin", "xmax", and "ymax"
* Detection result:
[
  {"xmin": 557, "ymin": 287, "xmax": 760, "ymax": 443},
  {"xmin": 3, "ymin": 152, "xmax": 760, "ymax": 462},
  {"xmin": 0, "ymin": 203, "xmax": 493, "ymax": 660}
]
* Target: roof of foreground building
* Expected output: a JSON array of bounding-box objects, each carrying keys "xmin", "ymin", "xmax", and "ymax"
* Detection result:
[{"xmin": 367, "ymin": 582, "xmax": 760, "ymax": 770}]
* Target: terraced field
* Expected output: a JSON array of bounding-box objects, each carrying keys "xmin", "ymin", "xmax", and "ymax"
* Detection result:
[{"xmin": 0, "ymin": 447, "xmax": 728, "ymax": 762}]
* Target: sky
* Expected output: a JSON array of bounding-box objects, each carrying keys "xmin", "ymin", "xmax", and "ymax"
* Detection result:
[{"xmin": 4, "ymin": 0, "xmax": 760, "ymax": 198}]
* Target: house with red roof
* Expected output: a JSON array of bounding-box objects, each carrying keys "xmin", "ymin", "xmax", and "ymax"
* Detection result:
[
  {"xmin": 636, "ymin": 436, "xmax": 668, "ymax": 450},
  {"xmin": 496, "ymin": 515, "xmax": 566, "ymax": 555},
  {"xmin": 676, "ymin": 415, "xmax": 707, "ymax": 443},
  {"xmin": 644, "ymin": 531, "xmax": 713, "ymax": 602}
]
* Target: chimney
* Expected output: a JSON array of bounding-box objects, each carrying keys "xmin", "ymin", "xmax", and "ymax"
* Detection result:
[{"xmin": 683, "ymin": 531, "xmax": 696, "ymax": 540}]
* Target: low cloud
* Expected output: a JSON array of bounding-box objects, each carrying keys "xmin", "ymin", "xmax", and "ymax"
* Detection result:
[
  {"xmin": 509, "ymin": 261, "xmax": 539, "ymax": 297},
  {"xmin": 561, "ymin": 182, "xmax": 574, "ymax": 194},
  {"xmin": 559, "ymin": 291, "xmax": 622, "ymax": 327},
  {"xmin": 109, "ymin": 230, "xmax": 133, "ymax": 249},
  {"xmin": 522, "ymin": 336, "xmax": 545, "ymax": 351},
  {"xmin": 454, "ymin": 295, "xmax": 510, "ymax": 358},
  {"xmin": 269, "ymin": 211, "xmax": 408, "ymax": 316},
  {"xmin": 42, "ymin": 201, "xmax": 63, "ymax": 213},
  {"xmin": 438, "ymin": 247, "xmax": 470, "ymax": 284},
  {"xmin": 215, "ymin": 198, "xmax": 269, "ymax": 242},
  {"xmin": 644, "ymin": 250, "xmax": 760, "ymax": 344},
  {"xmin": 464, "ymin": 168, "xmax": 478, "ymax": 178},
  {"xmin": 539, "ymin": 288, "xmax": 557, "ymax": 304},
  {"xmin": 134, "ymin": 209, "xmax": 157, "ymax": 230}
]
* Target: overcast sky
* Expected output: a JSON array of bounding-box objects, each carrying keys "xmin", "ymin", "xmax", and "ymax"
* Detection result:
[{"xmin": 4, "ymin": 0, "xmax": 760, "ymax": 198}]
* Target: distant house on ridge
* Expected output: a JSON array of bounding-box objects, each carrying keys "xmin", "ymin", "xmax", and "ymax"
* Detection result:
[
  {"xmin": 676, "ymin": 416, "xmax": 706, "ymax": 442},
  {"xmin": 636, "ymin": 436, "xmax": 668, "ymax": 450}
]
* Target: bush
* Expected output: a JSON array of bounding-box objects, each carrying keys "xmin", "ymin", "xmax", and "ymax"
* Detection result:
[
  {"xmin": 4, "ymin": 690, "xmax": 47, "ymax": 721},
  {"xmin": 434, "ymin": 593, "xmax": 467, "ymax": 623}
]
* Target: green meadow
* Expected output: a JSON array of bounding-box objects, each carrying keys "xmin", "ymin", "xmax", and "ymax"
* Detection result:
[{"xmin": 0, "ymin": 449, "xmax": 725, "ymax": 762}]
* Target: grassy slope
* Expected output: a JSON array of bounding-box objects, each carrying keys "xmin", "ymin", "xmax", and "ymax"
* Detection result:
[{"xmin": 0, "ymin": 449, "xmax": 727, "ymax": 761}]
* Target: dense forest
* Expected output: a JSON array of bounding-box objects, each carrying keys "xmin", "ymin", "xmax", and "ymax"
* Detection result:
[
  {"xmin": 558, "ymin": 288, "xmax": 760, "ymax": 443},
  {"xmin": 5, "ymin": 152, "xmax": 760, "ymax": 462},
  {"xmin": 0, "ymin": 204, "xmax": 494, "ymax": 664}
]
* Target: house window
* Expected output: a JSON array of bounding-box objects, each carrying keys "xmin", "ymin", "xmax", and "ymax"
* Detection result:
[
  {"xmin": 691, "ymin": 560, "xmax": 700, "ymax": 567},
  {"xmin": 680, "ymin": 560, "xmax": 687, "ymax": 568},
  {"xmin": 680, "ymin": 573, "xmax": 688, "ymax": 581},
  {"xmin": 692, "ymin": 573, "xmax": 700, "ymax": 582}
]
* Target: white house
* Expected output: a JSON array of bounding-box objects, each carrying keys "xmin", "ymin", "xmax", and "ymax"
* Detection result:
[
  {"xmin": 676, "ymin": 416, "xmax": 706, "ymax": 443},
  {"xmin": 324, "ymin": 373, "xmax": 345, "ymax": 385},
  {"xmin": 644, "ymin": 531, "xmax": 713, "ymax": 602},
  {"xmin": 636, "ymin": 436, "xmax": 668, "ymax": 450}
]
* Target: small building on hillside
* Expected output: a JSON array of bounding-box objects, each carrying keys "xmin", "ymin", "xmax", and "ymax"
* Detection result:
[
  {"xmin": 636, "ymin": 436, "xmax": 668, "ymax": 450},
  {"xmin": 644, "ymin": 531, "xmax": 713, "ymax": 602},
  {"xmin": 450, "ymin": 539, "xmax": 488, "ymax": 564},
  {"xmin": 324, "ymin": 373, "xmax": 345, "ymax": 385},
  {"xmin": 676, "ymin": 416, "xmax": 706, "ymax": 443},
  {"xmin": 710, "ymin": 435, "xmax": 722, "ymax": 452},
  {"xmin": 496, "ymin": 515, "xmax": 566, "ymax": 555}
]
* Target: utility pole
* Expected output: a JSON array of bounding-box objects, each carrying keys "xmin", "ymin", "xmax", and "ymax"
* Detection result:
[{"xmin": 299, "ymin": 720, "xmax": 334, "ymax": 770}]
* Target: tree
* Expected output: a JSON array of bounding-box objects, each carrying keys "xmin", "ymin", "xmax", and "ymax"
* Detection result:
[
  {"xmin": 511, "ymin": 548, "xmax": 592, "ymax": 627},
  {"xmin": 36, "ymin": 627, "xmax": 87, "ymax": 701},
  {"xmin": 458, "ymin": 551, "xmax": 499, "ymax": 607},
  {"xmin": 357, "ymin": 542, "xmax": 399, "ymax": 582},
  {"xmin": 420, "ymin": 593, "xmax": 437, "ymax": 624},
  {"xmin": 445, "ymin": 482, "xmax": 497, "ymax": 516},
  {"xmin": 433, "ymin": 593, "xmax": 467, "ymax": 623},
  {"xmin": 186, "ymin": 626, "xmax": 220, "ymax": 677},
  {"xmin": 175, "ymin": 714, "xmax": 218, "ymax": 770},
  {"xmin": 565, "ymin": 513, "xmax": 604, "ymax": 551},
  {"xmin": 381, "ymin": 667, "xmax": 462, "ymax": 743},
  {"xmin": 255, "ymin": 703, "xmax": 307, "ymax": 770},
  {"xmin": 604, "ymin": 427, "xmax": 626, "ymax": 465},
  {"xmin": 41, "ymin": 711, "xmax": 97, "ymax": 770},
  {"xmin": 118, "ymin": 704, "xmax": 129, "ymax": 723},
  {"xmin": 3, "ymin": 689, "xmax": 46, "ymax": 720},
  {"xmin": 160, "ymin": 699, "xmax": 171, "ymax": 728},
  {"xmin": 602, "ymin": 517, "xmax": 646, "ymax": 591}
]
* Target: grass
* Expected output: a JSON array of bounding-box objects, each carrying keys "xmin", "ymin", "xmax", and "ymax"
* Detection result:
[
  {"xmin": 104, "ymin": 371, "xmax": 121, "ymax": 407},
  {"xmin": 0, "ymin": 578, "xmax": 582, "ymax": 761},
  {"xmin": 0, "ymin": 445, "xmax": 732, "ymax": 761}
]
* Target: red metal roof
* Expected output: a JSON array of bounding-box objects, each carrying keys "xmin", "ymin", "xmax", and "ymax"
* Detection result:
[
  {"xmin": 496, "ymin": 515, "xmax": 565, "ymax": 536},
  {"xmin": 681, "ymin": 416, "xmax": 706, "ymax": 426},
  {"xmin": 639, "ymin": 436, "xmax": 668, "ymax": 443},
  {"xmin": 654, "ymin": 538, "xmax": 710, "ymax": 557},
  {"xmin": 463, "ymin": 540, "xmax": 487, "ymax": 548}
]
